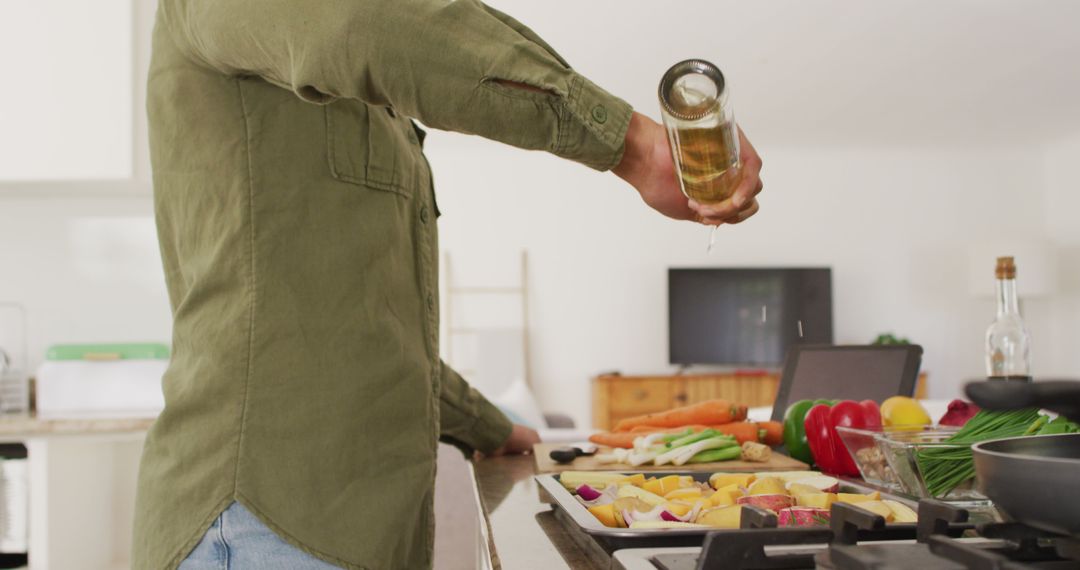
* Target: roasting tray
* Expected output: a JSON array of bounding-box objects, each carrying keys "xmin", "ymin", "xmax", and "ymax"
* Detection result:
[{"xmin": 535, "ymin": 471, "xmax": 921, "ymax": 553}]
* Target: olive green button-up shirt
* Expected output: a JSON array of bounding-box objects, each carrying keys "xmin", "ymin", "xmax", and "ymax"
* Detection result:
[{"xmin": 135, "ymin": 1, "xmax": 632, "ymax": 569}]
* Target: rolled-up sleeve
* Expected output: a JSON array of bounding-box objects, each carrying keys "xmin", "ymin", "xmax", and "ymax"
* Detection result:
[
  {"xmin": 160, "ymin": 0, "xmax": 633, "ymax": 170},
  {"xmin": 438, "ymin": 361, "xmax": 513, "ymax": 455}
]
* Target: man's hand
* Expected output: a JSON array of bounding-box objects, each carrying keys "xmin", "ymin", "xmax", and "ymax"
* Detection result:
[
  {"xmin": 486, "ymin": 424, "xmax": 540, "ymax": 457},
  {"xmin": 613, "ymin": 112, "xmax": 763, "ymax": 226}
]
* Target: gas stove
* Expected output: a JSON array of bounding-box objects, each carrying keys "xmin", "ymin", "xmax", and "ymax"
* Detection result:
[{"xmin": 613, "ymin": 500, "xmax": 1080, "ymax": 570}]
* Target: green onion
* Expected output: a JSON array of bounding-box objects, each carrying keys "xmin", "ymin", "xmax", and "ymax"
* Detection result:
[
  {"xmin": 686, "ymin": 445, "xmax": 741, "ymax": 463},
  {"xmin": 915, "ymin": 408, "xmax": 1041, "ymax": 497},
  {"xmin": 667, "ymin": 429, "xmax": 727, "ymax": 449}
]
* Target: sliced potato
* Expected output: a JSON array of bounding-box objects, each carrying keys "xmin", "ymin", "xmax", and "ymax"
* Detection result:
[
  {"xmin": 560, "ymin": 471, "xmax": 628, "ymax": 490},
  {"xmin": 709, "ymin": 473, "xmax": 755, "ymax": 490},
  {"xmin": 617, "ymin": 484, "xmax": 667, "ymax": 506},
  {"xmin": 748, "ymin": 477, "xmax": 786, "ymax": 496},
  {"xmin": 787, "ymin": 482, "xmax": 822, "ymax": 496},
  {"xmin": 664, "ymin": 487, "xmax": 704, "ymax": 501},
  {"xmin": 663, "ymin": 502, "xmax": 693, "ymax": 517},
  {"xmin": 588, "ymin": 503, "xmax": 619, "ymax": 528},
  {"xmin": 835, "ymin": 492, "xmax": 880, "ymax": 504},
  {"xmin": 795, "ymin": 492, "xmax": 837, "ymax": 509},
  {"xmin": 697, "ymin": 504, "xmax": 742, "ymax": 528},
  {"xmin": 883, "ymin": 500, "xmax": 918, "ymax": 523},
  {"xmin": 850, "ymin": 500, "xmax": 894, "ymax": 522}
]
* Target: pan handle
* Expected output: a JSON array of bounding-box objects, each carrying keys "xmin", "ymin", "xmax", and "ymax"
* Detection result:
[{"xmin": 964, "ymin": 380, "xmax": 1080, "ymax": 423}]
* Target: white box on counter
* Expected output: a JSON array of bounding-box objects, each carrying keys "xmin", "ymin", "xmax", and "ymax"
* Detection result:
[{"xmin": 35, "ymin": 344, "xmax": 168, "ymax": 420}]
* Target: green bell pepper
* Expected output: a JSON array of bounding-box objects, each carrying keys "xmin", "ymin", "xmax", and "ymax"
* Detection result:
[{"xmin": 783, "ymin": 399, "xmax": 836, "ymax": 464}]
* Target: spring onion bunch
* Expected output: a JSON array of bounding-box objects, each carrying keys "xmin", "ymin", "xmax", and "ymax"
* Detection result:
[{"xmin": 915, "ymin": 408, "xmax": 1041, "ymax": 498}]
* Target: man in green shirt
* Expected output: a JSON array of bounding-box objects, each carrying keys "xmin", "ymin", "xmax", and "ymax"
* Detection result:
[{"xmin": 137, "ymin": 0, "xmax": 763, "ymax": 568}]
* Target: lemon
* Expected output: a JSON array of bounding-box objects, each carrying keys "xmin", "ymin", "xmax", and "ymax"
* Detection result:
[{"xmin": 880, "ymin": 396, "xmax": 931, "ymax": 428}]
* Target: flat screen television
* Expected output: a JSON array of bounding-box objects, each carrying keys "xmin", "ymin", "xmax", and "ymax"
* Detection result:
[{"xmin": 668, "ymin": 268, "xmax": 833, "ymax": 366}]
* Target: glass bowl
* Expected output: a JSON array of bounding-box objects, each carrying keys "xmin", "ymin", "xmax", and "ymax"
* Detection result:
[{"xmin": 874, "ymin": 427, "xmax": 988, "ymax": 503}]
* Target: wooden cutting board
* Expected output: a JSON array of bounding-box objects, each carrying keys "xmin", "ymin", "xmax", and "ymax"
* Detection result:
[{"xmin": 532, "ymin": 443, "xmax": 808, "ymax": 474}]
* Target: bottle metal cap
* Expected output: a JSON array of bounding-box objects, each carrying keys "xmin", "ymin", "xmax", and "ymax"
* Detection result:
[{"xmin": 659, "ymin": 59, "xmax": 726, "ymax": 121}]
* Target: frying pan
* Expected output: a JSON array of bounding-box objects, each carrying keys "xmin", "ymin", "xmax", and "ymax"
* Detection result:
[{"xmin": 965, "ymin": 380, "xmax": 1080, "ymax": 537}]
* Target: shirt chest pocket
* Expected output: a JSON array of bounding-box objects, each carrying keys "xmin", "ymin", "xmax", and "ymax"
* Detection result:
[{"xmin": 325, "ymin": 100, "xmax": 420, "ymax": 197}]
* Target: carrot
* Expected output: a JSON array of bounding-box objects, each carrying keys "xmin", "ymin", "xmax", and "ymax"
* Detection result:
[
  {"xmin": 757, "ymin": 421, "xmax": 784, "ymax": 446},
  {"xmin": 588, "ymin": 431, "xmax": 645, "ymax": 449},
  {"xmin": 708, "ymin": 422, "xmax": 764, "ymax": 445},
  {"xmin": 628, "ymin": 424, "xmax": 710, "ymax": 433},
  {"xmin": 613, "ymin": 400, "xmax": 746, "ymax": 432}
]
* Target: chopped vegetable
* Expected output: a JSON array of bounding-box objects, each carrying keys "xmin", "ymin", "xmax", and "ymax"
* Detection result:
[
  {"xmin": 617, "ymin": 484, "xmax": 667, "ymax": 507},
  {"xmin": 737, "ymin": 493, "xmax": 794, "ymax": 512},
  {"xmin": 696, "ymin": 504, "xmax": 742, "ymax": 528},
  {"xmin": 575, "ymin": 470, "xmax": 913, "ymax": 529},
  {"xmin": 748, "ymin": 477, "xmax": 786, "ymax": 495},
  {"xmin": 588, "ymin": 503, "xmax": 620, "ymax": 527},
  {"xmin": 613, "ymin": 399, "xmax": 747, "ymax": 432},
  {"xmin": 882, "ymin": 500, "xmax": 918, "ymax": 523},
  {"xmin": 778, "ymin": 506, "xmax": 830, "ymax": 527},
  {"xmin": 559, "ymin": 471, "xmax": 629, "ymax": 490},
  {"xmin": 784, "ymin": 475, "xmax": 839, "ymax": 493},
  {"xmin": 576, "ymin": 484, "xmax": 603, "ymax": 502},
  {"xmin": 709, "ymin": 473, "xmax": 754, "ymax": 489}
]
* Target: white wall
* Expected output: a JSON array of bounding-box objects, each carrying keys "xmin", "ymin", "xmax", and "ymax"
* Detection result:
[
  {"xmin": 427, "ymin": 133, "xmax": 1066, "ymax": 425},
  {"xmin": 1037, "ymin": 132, "xmax": 1080, "ymax": 380}
]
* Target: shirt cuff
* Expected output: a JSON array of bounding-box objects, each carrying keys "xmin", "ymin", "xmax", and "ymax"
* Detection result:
[
  {"xmin": 469, "ymin": 398, "xmax": 515, "ymax": 455},
  {"xmin": 555, "ymin": 74, "xmax": 634, "ymax": 171}
]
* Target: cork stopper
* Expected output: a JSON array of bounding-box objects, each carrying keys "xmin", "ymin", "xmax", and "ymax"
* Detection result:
[{"xmin": 995, "ymin": 256, "xmax": 1016, "ymax": 280}]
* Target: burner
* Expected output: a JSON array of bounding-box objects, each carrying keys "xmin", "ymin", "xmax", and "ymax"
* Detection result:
[
  {"xmin": 819, "ymin": 542, "xmax": 966, "ymax": 570},
  {"xmin": 669, "ymin": 499, "xmax": 1080, "ymax": 570}
]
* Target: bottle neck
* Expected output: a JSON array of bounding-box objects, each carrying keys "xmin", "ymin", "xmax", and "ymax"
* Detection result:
[{"xmin": 996, "ymin": 278, "xmax": 1020, "ymax": 317}]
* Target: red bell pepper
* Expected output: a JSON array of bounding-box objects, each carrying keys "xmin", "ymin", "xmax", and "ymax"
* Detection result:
[{"xmin": 803, "ymin": 400, "xmax": 882, "ymax": 477}]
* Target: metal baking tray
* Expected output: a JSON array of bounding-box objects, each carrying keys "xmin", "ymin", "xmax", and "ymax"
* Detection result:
[{"xmin": 535, "ymin": 471, "xmax": 920, "ymax": 553}]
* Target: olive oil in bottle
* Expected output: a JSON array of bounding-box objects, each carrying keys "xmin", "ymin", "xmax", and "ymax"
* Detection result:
[
  {"xmin": 668, "ymin": 122, "xmax": 740, "ymax": 204},
  {"xmin": 658, "ymin": 59, "xmax": 741, "ymax": 250}
]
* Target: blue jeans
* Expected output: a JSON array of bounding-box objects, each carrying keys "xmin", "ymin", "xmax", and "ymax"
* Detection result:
[{"xmin": 179, "ymin": 502, "xmax": 342, "ymax": 569}]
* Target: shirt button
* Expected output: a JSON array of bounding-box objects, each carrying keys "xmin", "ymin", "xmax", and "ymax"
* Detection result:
[
  {"xmin": 427, "ymin": 294, "xmax": 435, "ymax": 312},
  {"xmin": 591, "ymin": 105, "xmax": 608, "ymax": 124},
  {"xmin": 420, "ymin": 206, "xmax": 429, "ymax": 223}
]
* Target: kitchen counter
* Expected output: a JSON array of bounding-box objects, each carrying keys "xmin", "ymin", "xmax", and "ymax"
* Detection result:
[
  {"xmin": 0, "ymin": 414, "xmax": 153, "ymax": 441},
  {"xmin": 474, "ymin": 453, "xmax": 607, "ymax": 570}
]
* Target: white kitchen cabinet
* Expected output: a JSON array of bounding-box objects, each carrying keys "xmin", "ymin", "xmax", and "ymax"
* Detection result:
[
  {"xmin": 0, "ymin": 0, "xmax": 134, "ymax": 181},
  {"xmin": 0, "ymin": 419, "xmax": 148, "ymax": 570}
]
